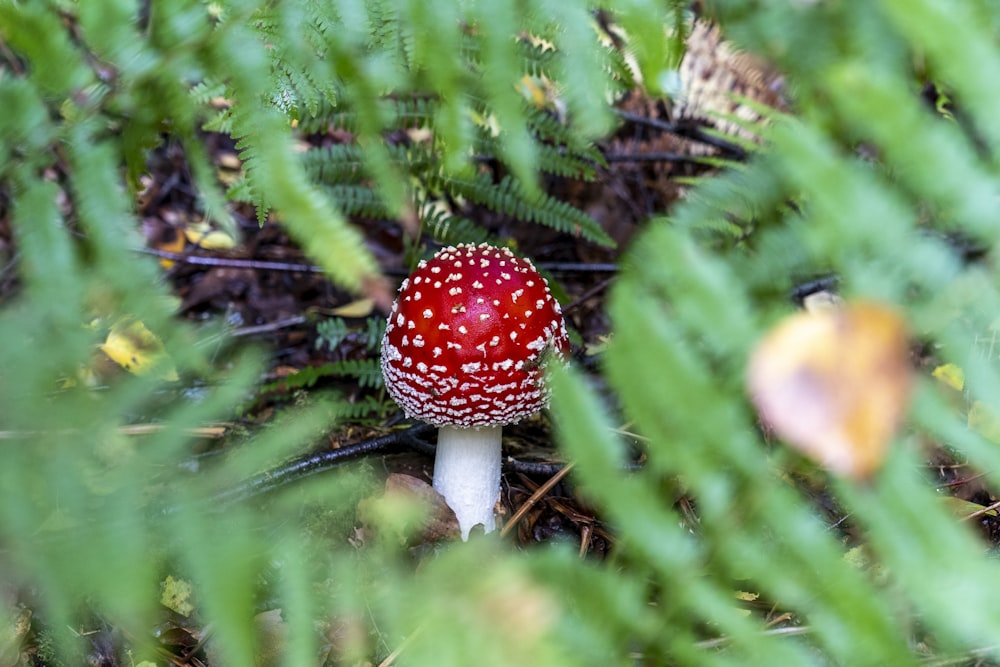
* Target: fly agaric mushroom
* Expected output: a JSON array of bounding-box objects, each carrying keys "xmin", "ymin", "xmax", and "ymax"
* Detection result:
[{"xmin": 380, "ymin": 243, "xmax": 569, "ymax": 539}]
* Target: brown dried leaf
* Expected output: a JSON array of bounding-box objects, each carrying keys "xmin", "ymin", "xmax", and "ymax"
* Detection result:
[
  {"xmin": 357, "ymin": 473, "xmax": 461, "ymax": 544},
  {"xmin": 747, "ymin": 301, "xmax": 912, "ymax": 479}
]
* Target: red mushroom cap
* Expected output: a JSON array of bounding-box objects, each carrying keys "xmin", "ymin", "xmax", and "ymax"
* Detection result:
[{"xmin": 381, "ymin": 243, "xmax": 569, "ymax": 428}]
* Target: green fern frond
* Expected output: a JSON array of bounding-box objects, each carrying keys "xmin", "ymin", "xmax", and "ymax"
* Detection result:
[
  {"xmin": 434, "ymin": 172, "xmax": 613, "ymax": 245},
  {"xmin": 189, "ymin": 80, "xmax": 227, "ymax": 106},
  {"xmin": 421, "ymin": 207, "xmax": 494, "ymax": 246},
  {"xmin": 295, "ymin": 95, "xmax": 438, "ymax": 136},
  {"xmin": 259, "ymin": 359, "xmax": 384, "ymax": 396},
  {"xmin": 327, "ymin": 359, "xmax": 383, "ymax": 388},
  {"xmin": 533, "ymin": 140, "xmax": 599, "ymax": 179},
  {"xmin": 322, "ymin": 184, "xmax": 392, "ymax": 218},
  {"xmin": 315, "ymin": 317, "xmax": 385, "ymax": 353},
  {"xmin": 327, "ymin": 394, "xmax": 395, "ymax": 422},
  {"xmin": 231, "ymin": 133, "xmax": 270, "ymax": 224},
  {"xmin": 302, "ymin": 144, "xmax": 368, "ymax": 184}
]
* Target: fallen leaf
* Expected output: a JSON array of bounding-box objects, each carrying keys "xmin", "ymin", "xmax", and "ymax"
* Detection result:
[
  {"xmin": 802, "ymin": 290, "xmax": 843, "ymax": 314},
  {"xmin": 100, "ymin": 318, "xmax": 179, "ymax": 382},
  {"xmin": 932, "ymin": 363, "xmax": 964, "ymax": 392},
  {"xmin": 747, "ymin": 301, "xmax": 912, "ymax": 479},
  {"xmin": 161, "ymin": 576, "xmax": 195, "ymax": 617},
  {"xmin": 154, "ymin": 229, "xmax": 186, "ymax": 269},
  {"xmin": 969, "ymin": 401, "xmax": 1000, "ymax": 444},
  {"xmin": 357, "ymin": 473, "xmax": 460, "ymax": 544},
  {"xmin": 940, "ymin": 495, "xmax": 998, "ymax": 519},
  {"xmin": 0, "ymin": 607, "xmax": 31, "ymax": 667},
  {"xmin": 330, "ymin": 298, "xmax": 374, "ymax": 318},
  {"xmin": 184, "ymin": 221, "xmax": 238, "ymax": 250}
]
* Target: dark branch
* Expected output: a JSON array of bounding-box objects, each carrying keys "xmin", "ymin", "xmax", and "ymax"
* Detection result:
[
  {"xmin": 614, "ymin": 109, "xmax": 747, "ymax": 159},
  {"xmin": 137, "ymin": 247, "xmax": 326, "ymax": 273},
  {"xmin": 207, "ymin": 423, "xmax": 435, "ymax": 507},
  {"xmin": 137, "ymin": 248, "xmax": 618, "ymax": 277}
]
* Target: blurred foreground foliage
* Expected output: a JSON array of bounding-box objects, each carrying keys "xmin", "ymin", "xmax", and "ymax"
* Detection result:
[{"xmin": 3, "ymin": 0, "xmax": 1000, "ymax": 665}]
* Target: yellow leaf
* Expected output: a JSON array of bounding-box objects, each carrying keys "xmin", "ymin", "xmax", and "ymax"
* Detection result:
[
  {"xmin": 939, "ymin": 495, "xmax": 998, "ymax": 519},
  {"xmin": 331, "ymin": 298, "xmax": 375, "ymax": 318},
  {"xmin": 969, "ymin": 401, "xmax": 1000, "ymax": 444},
  {"xmin": 747, "ymin": 301, "xmax": 912, "ymax": 479},
  {"xmin": 932, "ymin": 363, "xmax": 964, "ymax": 392},
  {"xmin": 517, "ymin": 75, "xmax": 549, "ymax": 108},
  {"xmin": 100, "ymin": 318, "xmax": 179, "ymax": 382},
  {"xmin": 184, "ymin": 221, "xmax": 238, "ymax": 250}
]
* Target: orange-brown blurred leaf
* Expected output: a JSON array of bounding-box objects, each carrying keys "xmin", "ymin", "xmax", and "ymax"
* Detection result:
[
  {"xmin": 747, "ymin": 301, "xmax": 912, "ymax": 479},
  {"xmin": 154, "ymin": 229, "xmax": 185, "ymax": 269}
]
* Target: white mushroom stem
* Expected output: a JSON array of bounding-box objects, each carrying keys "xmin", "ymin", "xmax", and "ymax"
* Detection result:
[{"xmin": 432, "ymin": 424, "xmax": 502, "ymax": 540}]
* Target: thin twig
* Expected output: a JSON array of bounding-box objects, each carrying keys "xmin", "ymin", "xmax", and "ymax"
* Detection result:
[
  {"xmin": 0, "ymin": 423, "xmax": 231, "ymax": 440},
  {"xmin": 920, "ymin": 644, "xmax": 1000, "ymax": 666},
  {"xmin": 602, "ymin": 151, "xmax": 699, "ymax": 163},
  {"xmin": 138, "ymin": 247, "xmax": 326, "ymax": 273},
  {"xmin": 563, "ymin": 278, "xmax": 614, "ymax": 313},
  {"xmin": 961, "ymin": 499, "xmax": 1000, "ymax": 522},
  {"xmin": 536, "ymin": 262, "xmax": 618, "ymax": 273},
  {"xmin": 230, "ymin": 316, "xmax": 309, "ymax": 337},
  {"xmin": 499, "ymin": 463, "xmax": 575, "ymax": 538},
  {"xmin": 936, "ymin": 471, "xmax": 988, "ymax": 490},
  {"xmin": 693, "ymin": 624, "xmax": 811, "ymax": 649},
  {"xmin": 376, "ymin": 624, "xmax": 423, "ymax": 667}
]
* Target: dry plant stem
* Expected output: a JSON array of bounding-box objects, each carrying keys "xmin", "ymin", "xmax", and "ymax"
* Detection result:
[
  {"xmin": 961, "ymin": 499, "xmax": 1000, "ymax": 522},
  {"xmin": 0, "ymin": 424, "xmax": 230, "ymax": 440},
  {"xmin": 376, "ymin": 624, "xmax": 423, "ymax": 667},
  {"xmin": 499, "ymin": 462, "xmax": 576, "ymax": 539},
  {"xmin": 432, "ymin": 425, "xmax": 502, "ymax": 540}
]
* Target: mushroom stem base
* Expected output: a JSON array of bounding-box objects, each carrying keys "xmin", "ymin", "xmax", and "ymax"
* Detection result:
[{"xmin": 432, "ymin": 425, "xmax": 502, "ymax": 540}]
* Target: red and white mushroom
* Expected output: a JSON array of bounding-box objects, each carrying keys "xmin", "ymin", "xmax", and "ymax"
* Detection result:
[{"xmin": 380, "ymin": 243, "xmax": 570, "ymax": 539}]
